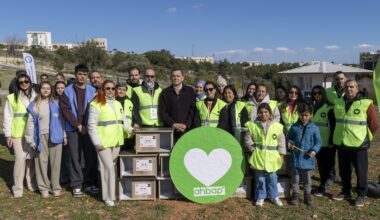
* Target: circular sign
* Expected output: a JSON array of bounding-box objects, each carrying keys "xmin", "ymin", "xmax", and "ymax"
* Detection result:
[
  {"xmin": 354, "ymin": 109, "xmax": 360, "ymax": 114},
  {"xmin": 170, "ymin": 127, "xmax": 245, "ymax": 204},
  {"xmin": 24, "ymin": 56, "xmax": 33, "ymax": 63},
  {"xmin": 320, "ymin": 112, "xmax": 327, "ymax": 118}
]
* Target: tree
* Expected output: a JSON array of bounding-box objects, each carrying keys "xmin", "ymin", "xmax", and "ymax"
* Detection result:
[
  {"xmin": 144, "ymin": 49, "xmax": 174, "ymax": 68},
  {"xmin": 115, "ymin": 54, "xmax": 151, "ymax": 73},
  {"xmin": 74, "ymin": 42, "xmax": 109, "ymax": 70},
  {"xmin": 3, "ymin": 33, "xmax": 25, "ymax": 57}
]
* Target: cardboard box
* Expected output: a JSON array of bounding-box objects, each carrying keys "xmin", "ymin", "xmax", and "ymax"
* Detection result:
[
  {"xmin": 132, "ymin": 157, "xmax": 157, "ymax": 176},
  {"xmin": 159, "ymin": 153, "xmax": 170, "ymax": 177},
  {"xmin": 277, "ymin": 177, "xmax": 291, "ymax": 198},
  {"xmin": 232, "ymin": 177, "xmax": 253, "ymax": 198},
  {"xmin": 277, "ymin": 154, "xmax": 292, "ymax": 176},
  {"xmin": 157, "ymin": 177, "xmax": 183, "ymax": 199},
  {"xmin": 118, "ymin": 178, "xmax": 156, "ymax": 200},
  {"xmin": 119, "ymin": 152, "xmax": 157, "ymax": 177},
  {"xmin": 134, "ymin": 128, "xmax": 174, "ymax": 153}
]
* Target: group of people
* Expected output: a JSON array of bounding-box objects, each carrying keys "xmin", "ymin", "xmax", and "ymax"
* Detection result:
[{"xmin": 3, "ymin": 65, "xmax": 378, "ymax": 208}]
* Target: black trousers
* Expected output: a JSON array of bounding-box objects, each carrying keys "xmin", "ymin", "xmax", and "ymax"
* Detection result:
[
  {"xmin": 338, "ymin": 147, "xmax": 368, "ymax": 196},
  {"xmin": 316, "ymin": 147, "xmax": 336, "ymax": 189},
  {"xmin": 67, "ymin": 131, "xmax": 99, "ymax": 189}
]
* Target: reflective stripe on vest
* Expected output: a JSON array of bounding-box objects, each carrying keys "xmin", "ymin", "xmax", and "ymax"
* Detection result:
[
  {"xmin": 124, "ymin": 99, "xmax": 134, "ymax": 139},
  {"xmin": 246, "ymin": 121, "xmax": 283, "ymax": 172},
  {"xmin": 333, "ymin": 98, "xmax": 372, "ymax": 147},
  {"xmin": 312, "ymin": 104, "xmax": 331, "ymax": 147},
  {"xmin": 196, "ymin": 99, "xmax": 226, "ymax": 128},
  {"xmin": 234, "ymin": 101, "xmax": 246, "ymax": 128},
  {"xmin": 281, "ymin": 105, "xmax": 298, "ymax": 132},
  {"xmin": 7, "ymin": 93, "xmax": 28, "ymax": 138},
  {"xmin": 133, "ymin": 86, "xmax": 162, "ymax": 126},
  {"xmin": 91, "ymin": 100, "xmax": 124, "ymax": 148}
]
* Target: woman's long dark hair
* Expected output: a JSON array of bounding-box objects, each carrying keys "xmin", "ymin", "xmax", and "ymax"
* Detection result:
[
  {"xmin": 274, "ymin": 85, "xmax": 288, "ymax": 103},
  {"xmin": 241, "ymin": 82, "xmax": 257, "ymax": 101},
  {"xmin": 14, "ymin": 73, "xmax": 34, "ymax": 102},
  {"xmin": 223, "ymin": 85, "xmax": 238, "ymax": 103},
  {"xmin": 280, "ymin": 85, "xmax": 304, "ymax": 112},
  {"xmin": 311, "ymin": 85, "xmax": 327, "ymax": 104}
]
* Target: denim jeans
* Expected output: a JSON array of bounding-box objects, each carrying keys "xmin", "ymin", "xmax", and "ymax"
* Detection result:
[
  {"xmin": 254, "ymin": 170, "xmax": 279, "ymax": 200},
  {"xmin": 291, "ymin": 168, "xmax": 312, "ymax": 194}
]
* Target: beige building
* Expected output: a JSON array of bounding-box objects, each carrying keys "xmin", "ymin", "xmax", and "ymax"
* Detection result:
[
  {"xmin": 26, "ymin": 31, "xmax": 52, "ymax": 50},
  {"xmin": 89, "ymin": 38, "xmax": 108, "ymax": 50}
]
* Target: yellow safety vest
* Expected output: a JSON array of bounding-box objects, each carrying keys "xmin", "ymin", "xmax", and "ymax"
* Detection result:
[
  {"xmin": 196, "ymin": 99, "xmax": 226, "ymax": 128},
  {"xmin": 312, "ymin": 104, "xmax": 331, "ymax": 147},
  {"xmin": 246, "ymin": 121, "xmax": 283, "ymax": 172},
  {"xmin": 133, "ymin": 86, "xmax": 162, "ymax": 126},
  {"xmin": 326, "ymin": 87, "xmax": 344, "ymax": 106},
  {"xmin": 91, "ymin": 100, "xmax": 124, "ymax": 148},
  {"xmin": 333, "ymin": 98, "xmax": 373, "ymax": 147},
  {"xmin": 123, "ymin": 99, "xmax": 134, "ymax": 139},
  {"xmin": 7, "ymin": 93, "xmax": 28, "ymax": 138},
  {"xmin": 126, "ymin": 84, "xmax": 133, "ymax": 99},
  {"xmin": 233, "ymin": 101, "xmax": 246, "ymax": 128},
  {"xmin": 281, "ymin": 105, "xmax": 299, "ymax": 132}
]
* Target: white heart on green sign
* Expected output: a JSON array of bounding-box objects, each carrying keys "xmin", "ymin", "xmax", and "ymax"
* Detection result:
[{"xmin": 184, "ymin": 148, "xmax": 232, "ymax": 187}]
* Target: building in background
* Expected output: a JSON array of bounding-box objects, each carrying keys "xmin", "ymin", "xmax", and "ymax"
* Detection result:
[
  {"xmin": 245, "ymin": 60, "xmax": 262, "ymax": 67},
  {"xmin": 360, "ymin": 51, "xmax": 380, "ymax": 70},
  {"xmin": 89, "ymin": 38, "xmax": 108, "ymax": 50},
  {"xmin": 175, "ymin": 56, "xmax": 215, "ymax": 64},
  {"xmin": 26, "ymin": 31, "xmax": 52, "ymax": 50}
]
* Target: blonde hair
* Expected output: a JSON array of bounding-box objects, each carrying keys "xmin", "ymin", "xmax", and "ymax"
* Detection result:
[{"xmin": 33, "ymin": 82, "xmax": 54, "ymax": 114}]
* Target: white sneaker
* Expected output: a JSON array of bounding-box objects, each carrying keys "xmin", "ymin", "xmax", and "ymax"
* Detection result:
[
  {"xmin": 271, "ymin": 197, "xmax": 283, "ymax": 207},
  {"xmin": 255, "ymin": 199, "xmax": 264, "ymax": 207},
  {"xmin": 105, "ymin": 200, "xmax": 115, "ymax": 207}
]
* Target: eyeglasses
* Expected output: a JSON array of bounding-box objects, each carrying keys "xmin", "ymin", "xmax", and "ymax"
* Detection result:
[
  {"xmin": 105, "ymin": 87, "xmax": 115, "ymax": 91},
  {"xmin": 145, "ymin": 75, "xmax": 155, "ymax": 78},
  {"xmin": 18, "ymin": 80, "xmax": 30, "ymax": 85},
  {"xmin": 205, "ymin": 88, "xmax": 215, "ymax": 92},
  {"xmin": 313, "ymin": 91, "xmax": 322, "ymax": 95},
  {"xmin": 289, "ymin": 91, "xmax": 298, "ymax": 95}
]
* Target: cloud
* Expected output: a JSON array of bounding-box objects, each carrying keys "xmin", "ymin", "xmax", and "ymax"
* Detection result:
[
  {"xmin": 167, "ymin": 7, "xmax": 177, "ymax": 13},
  {"xmin": 275, "ymin": 47, "xmax": 295, "ymax": 53},
  {"xmin": 355, "ymin": 43, "xmax": 374, "ymax": 49},
  {"xmin": 325, "ymin": 45, "xmax": 339, "ymax": 50},
  {"xmin": 303, "ymin": 47, "xmax": 315, "ymax": 52},
  {"xmin": 252, "ymin": 47, "xmax": 272, "ymax": 52},
  {"xmin": 192, "ymin": 4, "xmax": 203, "ymax": 9}
]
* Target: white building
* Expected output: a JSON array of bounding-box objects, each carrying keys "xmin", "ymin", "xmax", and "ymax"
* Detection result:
[
  {"xmin": 26, "ymin": 31, "xmax": 52, "ymax": 50},
  {"xmin": 246, "ymin": 61, "xmax": 262, "ymax": 66},
  {"xmin": 279, "ymin": 61, "xmax": 373, "ymax": 97},
  {"xmin": 175, "ymin": 56, "xmax": 215, "ymax": 64},
  {"xmin": 89, "ymin": 38, "xmax": 108, "ymax": 50}
]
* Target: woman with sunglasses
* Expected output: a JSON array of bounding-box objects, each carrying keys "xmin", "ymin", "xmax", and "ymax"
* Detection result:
[
  {"xmin": 223, "ymin": 85, "xmax": 248, "ymax": 134},
  {"xmin": 280, "ymin": 85, "xmax": 304, "ymax": 132},
  {"xmin": 25, "ymin": 82, "xmax": 66, "ymax": 198},
  {"xmin": 194, "ymin": 81, "xmax": 229, "ymax": 131},
  {"xmin": 310, "ymin": 85, "xmax": 336, "ymax": 197},
  {"xmin": 87, "ymin": 80, "xmax": 137, "ymax": 207},
  {"xmin": 3, "ymin": 73, "xmax": 38, "ymax": 197}
]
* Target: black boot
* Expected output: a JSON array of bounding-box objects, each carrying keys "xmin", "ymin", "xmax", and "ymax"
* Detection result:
[
  {"xmin": 290, "ymin": 192, "xmax": 299, "ymax": 205},
  {"xmin": 304, "ymin": 193, "xmax": 314, "ymax": 206}
]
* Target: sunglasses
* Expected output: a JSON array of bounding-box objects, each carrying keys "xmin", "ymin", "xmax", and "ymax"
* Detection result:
[
  {"xmin": 145, "ymin": 75, "xmax": 155, "ymax": 78},
  {"xmin": 105, "ymin": 87, "xmax": 115, "ymax": 91},
  {"xmin": 289, "ymin": 91, "xmax": 298, "ymax": 95},
  {"xmin": 205, "ymin": 88, "xmax": 215, "ymax": 92},
  {"xmin": 313, "ymin": 91, "xmax": 322, "ymax": 95},
  {"xmin": 18, "ymin": 80, "xmax": 30, "ymax": 85}
]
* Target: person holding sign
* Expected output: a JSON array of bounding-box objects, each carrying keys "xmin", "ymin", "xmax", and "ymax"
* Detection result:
[
  {"xmin": 132, "ymin": 68, "xmax": 162, "ymax": 127},
  {"xmin": 87, "ymin": 80, "xmax": 137, "ymax": 207},
  {"xmin": 245, "ymin": 103, "xmax": 286, "ymax": 207},
  {"xmin": 3, "ymin": 73, "xmax": 38, "ymax": 197},
  {"xmin": 194, "ymin": 81, "xmax": 229, "ymax": 131},
  {"xmin": 287, "ymin": 103, "xmax": 321, "ymax": 206}
]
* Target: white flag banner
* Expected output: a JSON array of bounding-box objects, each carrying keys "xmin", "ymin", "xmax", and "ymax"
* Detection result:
[{"xmin": 22, "ymin": 53, "xmax": 37, "ymax": 84}]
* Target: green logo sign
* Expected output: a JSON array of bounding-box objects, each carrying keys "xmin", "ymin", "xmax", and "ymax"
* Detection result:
[{"xmin": 170, "ymin": 127, "xmax": 245, "ymax": 204}]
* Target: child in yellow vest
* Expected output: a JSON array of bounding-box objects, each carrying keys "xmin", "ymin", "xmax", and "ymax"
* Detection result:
[{"xmin": 245, "ymin": 103, "xmax": 286, "ymax": 207}]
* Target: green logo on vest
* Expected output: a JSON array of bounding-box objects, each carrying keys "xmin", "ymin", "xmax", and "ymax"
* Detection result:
[
  {"xmin": 354, "ymin": 109, "xmax": 360, "ymax": 114},
  {"xmin": 321, "ymin": 112, "xmax": 327, "ymax": 117},
  {"xmin": 272, "ymin": 134, "xmax": 277, "ymax": 140},
  {"xmin": 169, "ymin": 127, "xmax": 244, "ymax": 204}
]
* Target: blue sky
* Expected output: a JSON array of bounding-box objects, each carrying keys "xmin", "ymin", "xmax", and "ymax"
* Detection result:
[{"xmin": 1, "ymin": 0, "xmax": 379, "ymax": 64}]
